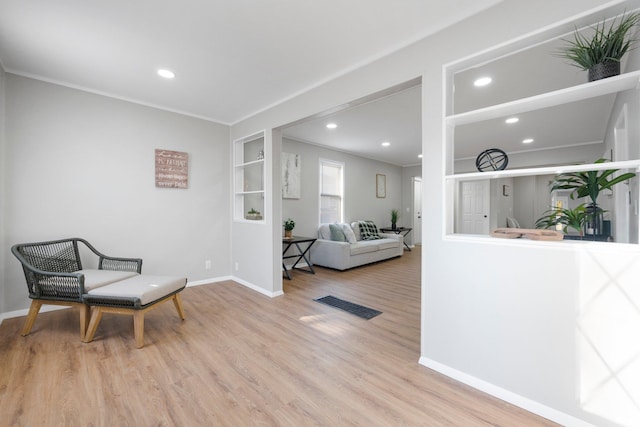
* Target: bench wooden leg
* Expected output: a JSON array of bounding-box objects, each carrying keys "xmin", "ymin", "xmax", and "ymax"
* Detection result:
[
  {"xmin": 133, "ymin": 310, "xmax": 145, "ymax": 348},
  {"xmin": 21, "ymin": 300, "xmax": 43, "ymax": 336},
  {"xmin": 84, "ymin": 291, "xmax": 185, "ymax": 348},
  {"xmin": 173, "ymin": 294, "xmax": 186, "ymax": 320},
  {"xmin": 83, "ymin": 307, "xmax": 104, "ymax": 343}
]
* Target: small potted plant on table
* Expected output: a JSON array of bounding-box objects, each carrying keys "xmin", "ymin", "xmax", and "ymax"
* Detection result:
[
  {"xmin": 283, "ymin": 218, "xmax": 295, "ymax": 238},
  {"xmin": 390, "ymin": 208, "xmax": 400, "ymax": 230}
]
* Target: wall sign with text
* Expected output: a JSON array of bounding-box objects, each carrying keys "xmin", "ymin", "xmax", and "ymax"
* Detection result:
[{"xmin": 155, "ymin": 149, "xmax": 188, "ymax": 189}]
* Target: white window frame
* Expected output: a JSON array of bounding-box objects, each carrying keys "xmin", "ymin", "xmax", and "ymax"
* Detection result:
[{"xmin": 319, "ymin": 158, "xmax": 344, "ymax": 224}]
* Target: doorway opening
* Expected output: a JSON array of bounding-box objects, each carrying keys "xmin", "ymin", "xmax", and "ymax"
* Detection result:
[{"xmin": 275, "ymin": 77, "xmax": 423, "ymax": 290}]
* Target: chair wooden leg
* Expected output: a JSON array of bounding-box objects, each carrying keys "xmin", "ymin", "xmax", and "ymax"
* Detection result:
[
  {"xmin": 173, "ymin": 294, "xmax": 186, "ymax": 320},
  {"xmin": 133, "ymin": 310, "xmax": 145, "ymax": 348},
  {"xmin": 21, "ymin": 300, "xmax": 43, "ymax": 336},
  {"xmin": 78, "ymin": 304, "xmax": 90, "ymax": 339},
  {"xmin": 83, "ymin": 308, "xmax": 104, "ymax": 343}
]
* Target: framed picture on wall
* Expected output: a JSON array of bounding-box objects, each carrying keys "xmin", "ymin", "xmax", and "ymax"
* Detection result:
[
  {"xmin": 282, "ymin": 152, "xmax": 301, "ymax": 199},
  {"xmin": 376, "ymin": 174, "xmax": 386, "ymax": 198}
]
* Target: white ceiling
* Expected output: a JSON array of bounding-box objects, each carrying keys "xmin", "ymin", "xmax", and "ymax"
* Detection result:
[
  {"xmin": 283, "ymin": 84, "xmax": 422, "ymax": 167},
  {"xmin": 0, "ymin": 1, "xmax": 618, "ymax": 169},
  {"xmin": 0, "ymin": 0, "xmax": 500, "ymax": 125}
]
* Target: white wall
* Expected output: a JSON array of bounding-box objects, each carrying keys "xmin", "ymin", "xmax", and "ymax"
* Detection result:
[
  {"xmin": 3, "ymin": 74, "xmax": 231, "ymax": 313},
  {"xmin": 603, "ymin": 48, "xmax": 640, "ymax": 243},
  {"xmin": 282, "ymin": 138, "xmax": 403, "ymax": 237},
  {"xmin": 490, "ymin": 177, "xmax": 514, "ymax": 230},
  {"xmin": 0, "ymin": 64, "xmax": 6, "ymax": 314},
  {"xmin": 231, "ymin": 1, "xmax": 638, "ymax": 426}
]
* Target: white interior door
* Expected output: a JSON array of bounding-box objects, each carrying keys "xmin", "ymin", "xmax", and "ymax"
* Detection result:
[
  {"xmin": 412, "ymin": 177, "xmax": 422, "ymax": 245},
  {"xmin": 459, "ymin": 180, "xmax": 490, "ymax": 234}
]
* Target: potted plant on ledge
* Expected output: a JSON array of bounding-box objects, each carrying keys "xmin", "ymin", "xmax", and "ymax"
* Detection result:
[
  {"xmin": 558, "ymin": 11, "xmax": 640, "ymax": 81},
  {"xmin": 549, "ymin": 159, "xmax": 635, "ymax": 237},
  {"xmin": 246, "ymin": 208, "xmax": 262, "ymax": 220},
  {"xmin": 535, "ymin": 204, "xmax": 588, "ymax": 237},
  {"xmin": 283, "ymin": 218, "xmax": 295, "ymax": 238}
]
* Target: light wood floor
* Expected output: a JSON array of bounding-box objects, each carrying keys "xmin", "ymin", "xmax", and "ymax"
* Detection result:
[{"xmin": 0, "ymin": 247, "xmax": 557, "ymax": 426}]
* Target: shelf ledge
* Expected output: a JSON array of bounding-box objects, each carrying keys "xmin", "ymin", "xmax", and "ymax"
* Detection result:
[
  {"xmin": 235, "ymin": 159, "xmax": 264, "ymax": 168},
  {"xmin": 446, "ymin": 70, "xmax": 640, "ymax": 127},
  {"xmin": 447, "ymin": 160, "xmax": 640, "ymax": 181}
]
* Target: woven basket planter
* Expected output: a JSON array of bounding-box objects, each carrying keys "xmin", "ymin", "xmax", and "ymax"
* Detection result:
[{"xmin": 588, "ymin": 60, "xmax": 621, "ymax": 82}]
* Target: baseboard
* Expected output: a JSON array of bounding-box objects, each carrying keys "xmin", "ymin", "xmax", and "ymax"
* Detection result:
[
  {"xmin": 187, "ymin": 275, "xmax": 233, "ymax": 287},
  {"xmin": 0, "ymin": 304, "xmax": 69, "ymax": 325},
  {"xmin": 283, "ymin": 261, "xmax": 309, "ymax": 270},
  {"xmin": 231, "ymin": 275, "xmax": 284, "ymax": 298},
  {"xmin": 419, "ymin": 357, "xmax": 595, "ymax": 427}
]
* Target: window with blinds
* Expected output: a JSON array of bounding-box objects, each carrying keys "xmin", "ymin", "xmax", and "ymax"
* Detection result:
[{"xmin": 319, "ymin": 160, "xmax": 344, "ymax": 224}]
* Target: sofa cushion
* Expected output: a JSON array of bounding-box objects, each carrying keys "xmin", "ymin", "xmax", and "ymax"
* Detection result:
[
  {"xmin": 377, "ymin": 239, "xmax": 399, "ymax": 250},
  {"xmin": 350, "ymin": 222, "xmax": 362, "ymax": 241},
  {"xmin": 342, "ymin": 224, "xmax": 357, "ymax": 243},
  {"xmin": 318, "ymin": 224, "xmax": 332, "ymax": 240},
  {"xmin": 358, "ymin": 220, "xmax": 382, "ymax": 240},
  {"xmin": 329, "ymin": 223, "xmax": 347, "ymax": 241},
  {"xmin": 349, "ymin": 241, "xmax": 380, "ymax": 255}
]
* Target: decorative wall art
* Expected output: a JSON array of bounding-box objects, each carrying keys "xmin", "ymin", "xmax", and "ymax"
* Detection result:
[
  {"xmin": 155, "ymin": 149, "xmax": 188, "ymax": 189},
  {"xmin": 376, "ymin": 174, "xmax": 386, "ymax": 198},
  {"xmin": 282, "ymin": 152, "xmax": 301, "ymax": 199}
]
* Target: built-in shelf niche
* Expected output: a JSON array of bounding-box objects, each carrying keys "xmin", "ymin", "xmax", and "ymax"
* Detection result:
[{"xmin": 233, "ymin": 131, "xmax": 265, "ymax": 223}]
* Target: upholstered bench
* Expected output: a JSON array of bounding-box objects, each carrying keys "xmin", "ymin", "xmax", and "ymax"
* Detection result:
[{"xmin": 83, "ymin": 275, "xmax": 187, "ymax": 348}]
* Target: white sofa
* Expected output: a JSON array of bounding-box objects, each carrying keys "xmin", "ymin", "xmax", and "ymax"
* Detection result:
[{"xmin": 311, "ymin": 222, "xmax": 404, "ymax": 270}]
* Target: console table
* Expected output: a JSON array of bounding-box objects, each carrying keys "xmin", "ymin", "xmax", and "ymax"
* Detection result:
[
  {"xmin": 379, "ymin": 227, "xmax": 413, "ymax": 251},
  {"xmin": 282, "ymin": 236, "xmax": 317, "ymax": 280}
]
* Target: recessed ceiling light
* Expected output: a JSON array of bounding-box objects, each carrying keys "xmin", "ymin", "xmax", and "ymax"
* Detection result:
[
  {"xmin": 418, "ymin": 154, "xmax": 423, "ymax": 158},
  {"xmin": 326, "ymin": 123, "xmax": 337, "ymax": 129},
  {"xmin": 522, "ymin": 138, "xmax": 534, "ymax": 144},
  {"xmin": 157, "ymin": 69, "xmax": 175, "ymax": 79},
  {"xmin": 381, "ymin": 141, "xmax": 391, "ymax": 147},
  {"xmin": 474, "ymin": 76, "xmax": 492, "ymax": 87},
  {"xmin": 505, "ymin": 117, "xmax": 519, "ymax": 124}
]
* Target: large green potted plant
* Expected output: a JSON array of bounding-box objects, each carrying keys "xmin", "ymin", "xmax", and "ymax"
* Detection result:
[
  {"xmin": 550, "ymin": 159, "xmax": 635, "ymax": 237},
  {"xmin": 558, "ymin": 11, "xmax": 640, "ymax": 81}
]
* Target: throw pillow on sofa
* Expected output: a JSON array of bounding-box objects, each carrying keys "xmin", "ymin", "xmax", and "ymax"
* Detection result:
[
  {"xmin": 329, "ymin": 223, "xmax": 347, "ymax": 241},
  {"xmin": 341, "ymin": 224, "xmax": 357, "ymax": 243},
  {"xmin": 358, "ymin": 220, "xmax": 382, "ymax": 240}
]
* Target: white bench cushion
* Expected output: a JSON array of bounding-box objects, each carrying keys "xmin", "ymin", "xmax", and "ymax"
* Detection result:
[
  {"xmin": 77, "ymin": 269, "xmax": 139, "ymax": 291},
  {"xmin": 87, "ymin": 275, "xmax": 186, "ymax": 305}
]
